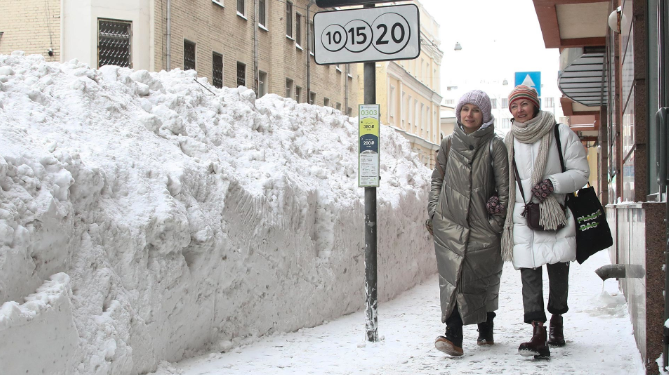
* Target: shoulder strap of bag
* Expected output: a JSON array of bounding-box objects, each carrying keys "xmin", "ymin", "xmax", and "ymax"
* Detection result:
[
  {"xmin": 512, "ymin": 154, "xmax": 528, "ymax": 205},
  {"xmin": 436, "ymin": 136, "xmax": 451, "ymax": 179},
  {"xmin": 554, "ymin": 124, "xmax": 566, "ymax": 173}
]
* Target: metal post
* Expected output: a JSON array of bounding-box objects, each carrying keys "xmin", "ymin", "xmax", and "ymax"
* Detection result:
[{"xmin": 363, "ymin": 3, "xmax": 377, "ymax": 342}]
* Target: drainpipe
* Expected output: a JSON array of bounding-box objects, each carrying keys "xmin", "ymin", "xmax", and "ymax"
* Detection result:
[
  {"xmin": 344, "ymin": 64, "xmax": 348, "ymax": 114},
  {"xmin": 306, "ymin": 0, "xmax": 315, "ymax": 102},
  {"xmin": 253, "ymin": 0, "xmax": 259, "ymax": 94},
  {"xmin": 166, "ymin": 0, "xmax": 171, "ymax": 70}
]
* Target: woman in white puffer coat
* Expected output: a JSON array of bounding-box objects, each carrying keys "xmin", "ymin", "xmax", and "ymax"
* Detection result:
[{"xmin": 500, "ymin": 85, "xmax": 589, "ymax": 360}]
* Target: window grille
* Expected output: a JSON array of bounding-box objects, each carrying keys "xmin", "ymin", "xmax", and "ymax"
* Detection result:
[
  {"xmin": 237, "ymin": 62, "xmax": 246, "ymax": 87},
  {"xmin": 213, "ymin": 53, "xmax": 223, "ymax": 88},
  {"xmin": 184, "ymin": 40, "xmax": 196, "ymax": 71},
  {"xmin": 98, "ymin": 19, "xmax": 132, "ymax": 68}
]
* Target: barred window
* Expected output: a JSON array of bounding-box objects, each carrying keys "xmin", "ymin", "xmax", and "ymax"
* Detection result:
[
  {"xmin": 98, "ymin": 19, "xmax": 132, "ymax": 68},
  {"xmin": 237, "ymin": 62, "xmax": 246, "ymax": 87},
  {"xmin": 212, "ymin": 52, "xmax": 223, "ymax": 88},
  {"xmin": 184, "ymin": 40, "xmax": 196, "ymax": 71}
]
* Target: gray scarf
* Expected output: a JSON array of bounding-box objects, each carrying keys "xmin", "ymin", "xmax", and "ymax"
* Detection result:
[{"xmin": 501, "ymin": 111, "xmax": 567, "ymax": 261}]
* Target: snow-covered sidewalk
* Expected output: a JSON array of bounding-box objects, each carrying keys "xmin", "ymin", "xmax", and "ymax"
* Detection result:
[{"xmin": 154, "ymin": 250, "xmax": 645, "ymax": 375}]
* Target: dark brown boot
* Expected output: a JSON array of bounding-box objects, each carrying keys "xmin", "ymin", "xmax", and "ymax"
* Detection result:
[
  {"xmin": 435, "ymin": 325, "xmax": 463, "ymax": 356},
  {"xmin": 518, "ymin": 321, "xmax": 550, "ymax": 359},
  {"xmin": 547, "ymin": 314, "xmax": 565, "ymax": 347},
  {"xmin": 477, "ymin": 312, "xmax": 495, "ymax": 345}
]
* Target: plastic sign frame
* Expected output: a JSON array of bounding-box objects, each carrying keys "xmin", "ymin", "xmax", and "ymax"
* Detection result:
[
  {"xmin": 358, "ymin": 104, "xmax": 380, "ymax": 187},
  {"xmin": 314, "ymin": 4, "xmax": 420, "ymax": 65}
]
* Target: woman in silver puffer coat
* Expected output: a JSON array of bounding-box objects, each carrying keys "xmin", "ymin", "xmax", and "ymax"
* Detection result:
[{"xmin": 427, "ymin": 90, "xmax": 509, "ymax": 357}]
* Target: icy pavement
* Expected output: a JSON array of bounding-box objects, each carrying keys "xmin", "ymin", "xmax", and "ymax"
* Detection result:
[{"xmin": 153, "ymin": 250, "xmax": 645, "ymax": 375}]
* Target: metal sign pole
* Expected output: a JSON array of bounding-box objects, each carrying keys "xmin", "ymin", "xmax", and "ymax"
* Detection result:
[{"xmin": 363, "ymin": 3, "xmax": 378, "ymax": 343}]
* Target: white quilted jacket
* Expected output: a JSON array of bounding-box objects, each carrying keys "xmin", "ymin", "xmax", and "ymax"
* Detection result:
[{"xmin": 511, "ymin": 124, "xmax": 590, "ymax": 269}]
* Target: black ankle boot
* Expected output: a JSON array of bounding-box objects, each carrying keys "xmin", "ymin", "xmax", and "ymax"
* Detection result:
[
  {"xmin": 518, "ymin": 321, "xmax": 550, "ymax": 359},
  {"xmin": 547, "ymin": 314, "xmax": 565, "ymax": 347},
  {"xmin": 477, "ymin": 312, "xmax": 495, "ymax": 345},
  {"xmin": 435, "ymin": 324, "xmax": 463, "ymax": 356}
]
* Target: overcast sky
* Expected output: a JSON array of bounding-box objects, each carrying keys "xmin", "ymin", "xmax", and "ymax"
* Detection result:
[{"xmin": 416, "ymin": 0, "xmax": 561, "ymax": 98}]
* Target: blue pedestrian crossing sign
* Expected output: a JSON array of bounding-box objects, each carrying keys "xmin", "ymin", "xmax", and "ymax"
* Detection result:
[{"xmin": 514, "ymin": 71, "xmax": 541, "ymax": 98}]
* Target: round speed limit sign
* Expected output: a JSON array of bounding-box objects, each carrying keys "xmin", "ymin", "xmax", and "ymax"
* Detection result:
[{"xmin": 314, "ymin": 5, "xmax": 420, "ymax": 65}]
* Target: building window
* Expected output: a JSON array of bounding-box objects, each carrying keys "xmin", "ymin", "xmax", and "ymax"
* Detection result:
[
  {"xmin": 347, "ymin": 107, "xmax": 352, "ymax": 116},
  {"xmin": 237, "ymin": 0, "xmax": 245, "ymax": 16},
  {"xmin": 184, "ymin": 40, "xmax": 196, "ymax": 71},
  {"xmin": 212, "ymin": 52, "xmax": 223, "ymax": 88},
  {"xmin": 491, "ymin": 98, "xmax": 497, "ymax": 109},
  {"xmin": 259, "ymin": 0, "xmax": 266, "ymax": 27},
  {"xmin": 389, "ymin": 85, "xmax": 396, "ymax": 119},
  {"xmin": 309, "ymin": 91, "xmax": 316, "ymax": 105},
  {"xmin": 324, "ymin": 97, "xmax": 330, "ymax": 107},
  {"xmin": 501, "ymin": 98, "xmax": 508, "ymax": 108},
  {"xmin": 237, "ymin": 62, "xmax": 246, "ymax": 87},
  {"xmin": 445, "ymin": 99, "xmax": 454, "ymax": 105},
  {"xmin": 98, "ymin": 19, "xmax": 132, "ymax": 68},
  {"xmin": 309, "ymin": 21, "xmax": 315, "ymax": 52},
  {"xmin": 295, "ymin": 13, "xmax": 302, "ymax": 46},
  {"xmin": 336, "ymin": 102, "xmax": 341, "ymax": 111},
  {"xmin": 545, "ymin": 97, "xmax": 554, "ymax": 108},
  {"xmin": 258, "ymin": 71, "xmax": 267, "ymax": 97},
  {"xmin": 286, "ymin": 78, "xmax": 293, "ymax": 98},
  {"xmin": 286, "ymin": 2, "xmax": 293, "ymax": 38},
  {"xmin": 295, "ymin": 86, "xmax": 302, "ymax": 102}
]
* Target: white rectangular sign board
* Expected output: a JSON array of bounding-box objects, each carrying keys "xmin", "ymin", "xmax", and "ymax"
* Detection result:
[{"xmin": 314, "ymin": 4, "xmax": 420, "ymax": 65}]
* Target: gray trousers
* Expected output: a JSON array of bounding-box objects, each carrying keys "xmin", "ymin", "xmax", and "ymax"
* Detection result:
[{"xmin": 520, "ymin": 262, "xmax": 570, "ymax": 324}]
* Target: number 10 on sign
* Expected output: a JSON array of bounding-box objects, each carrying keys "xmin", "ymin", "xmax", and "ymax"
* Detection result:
[{"xmin": 359, "ymin": 104, "xmax": 380, "ymax": 187}]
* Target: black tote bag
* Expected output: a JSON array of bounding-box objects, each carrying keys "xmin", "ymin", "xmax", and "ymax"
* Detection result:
[{"xmin": 554, "ymin": 125, "xmax": 613, "ymax": 264}]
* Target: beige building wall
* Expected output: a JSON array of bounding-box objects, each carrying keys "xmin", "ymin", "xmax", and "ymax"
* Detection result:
[
  {"xmin": 0, "ymin": 0, "xmax": 61, "ymax": 62},
  {"xmin": 1, "ymin": 0, "xmax": 358, "ymax": 115}
]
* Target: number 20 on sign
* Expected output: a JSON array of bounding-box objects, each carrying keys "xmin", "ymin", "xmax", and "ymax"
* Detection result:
[{"xmin": 314, "ymin": 5, "xmax": 420, "ymax": 65}]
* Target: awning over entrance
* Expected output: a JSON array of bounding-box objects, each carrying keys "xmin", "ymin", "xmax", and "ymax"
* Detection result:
[{"xmin": 558, "ymin": 47, "xmax": 607, "ymax": 107}]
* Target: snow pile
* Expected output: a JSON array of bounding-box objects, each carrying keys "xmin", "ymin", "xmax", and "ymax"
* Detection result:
[{"xmin": 0, "ymin": 52, "xmax": 436, "ymax": 374}]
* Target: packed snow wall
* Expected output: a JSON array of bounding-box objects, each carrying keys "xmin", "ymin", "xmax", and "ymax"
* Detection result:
[{"xmin": 0, "ymin": 53, "xmax": 436, "ymax": 375}]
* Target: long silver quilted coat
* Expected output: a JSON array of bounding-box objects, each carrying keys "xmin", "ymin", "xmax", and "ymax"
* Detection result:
[{"xmin": 427, "ymin": 124, "xmax": 509, "ymax": 325}]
